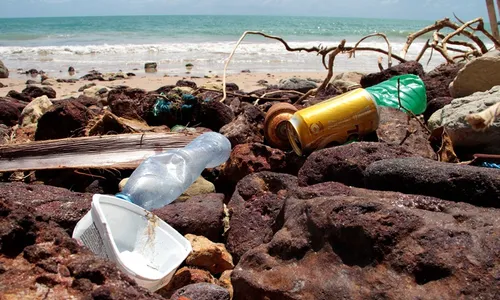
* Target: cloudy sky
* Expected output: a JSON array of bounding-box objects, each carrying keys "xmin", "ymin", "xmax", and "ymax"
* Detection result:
[{"xmin": 0, "ymin": 0, "xmax": 491, "ymax": 21}]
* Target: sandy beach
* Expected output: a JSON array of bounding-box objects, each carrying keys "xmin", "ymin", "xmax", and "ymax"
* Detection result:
[{"xmin": 0, "ymin": 71, "xmax": 329, "ymax": 99}]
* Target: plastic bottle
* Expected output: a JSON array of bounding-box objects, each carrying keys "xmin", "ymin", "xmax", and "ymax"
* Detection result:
[
  {"xmin": 366, "ymin": 74, "xmax": 427, "ymax": 115},
  {"xmin": 116, "ymin": 132, "xmax": 231, "ymax": 211}
]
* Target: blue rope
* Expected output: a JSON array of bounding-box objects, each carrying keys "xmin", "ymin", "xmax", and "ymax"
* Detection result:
[{"xmin": 481, "ymin": 162, "xmax": 500, "ymax": 169}]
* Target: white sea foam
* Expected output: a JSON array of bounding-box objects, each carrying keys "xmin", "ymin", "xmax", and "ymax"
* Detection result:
[{"xmin": 2, "ymin": 40, "xmax": 490, "ymax": 78}]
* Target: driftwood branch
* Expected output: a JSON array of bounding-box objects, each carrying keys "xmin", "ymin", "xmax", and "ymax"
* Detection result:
[
  {"xmin": 317, "ymin": 40, "xmax": 346, "ymax": 93},
  {"xmin": 0, "ymin": 132, "xmax": 199, "ymax": 172},
  {"xmin": 221, "ymin": 31, "xmax": 336, "ymax": 103},
  {"xmin": 416, "ymin": 39, "xmax": 431, "ymax": 62},
  {"xmin": 347, "ymin": 33, "xmax": 393, "ymax": 68},
  {"xmin": 401, "ymin": 18, "xmax": 489, "ymax": 59},
  {"xmin": 221, "ymin": 31, "xmax": 406, "ymax": 103}
]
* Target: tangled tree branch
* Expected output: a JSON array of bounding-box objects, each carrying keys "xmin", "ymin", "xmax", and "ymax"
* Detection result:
[
  {"xmin": 221, "ymin": 31, "xmax": 404, "ymax": 103},
  {"xmin": 401, "ymin": 18, "xmax": 489, "ymax": 59},
  {"xmin": 317, "ymin": 40, "xmax": 346, "ymax": 93},
  {"xmin": 347, "ymin": 33, "xmax": 393, "ymax": 68}
]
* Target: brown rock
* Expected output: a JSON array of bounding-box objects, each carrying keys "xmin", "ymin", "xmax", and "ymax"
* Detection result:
[
  {"xmin": 35, "ymin": 100, "xmax": 94, "ymax": 140},
  {"xmin": 0, "ymin": 198, "xmax": 164, "ymax": 299},
  {"xmin": 360, "ymin": 61, "xmax": 425, "ymax": 88},
  {"xmin": 220, "ymin": 105, "xmax": 265, "ymax": 147},
  {"xmin": 422, "ymin": 62, "xmax": 464, "ymax": 100},
  {"xmin": 170, "ymin": 282, "xmax": 230, "ymax": 300},
  {"xmin": 199, "ymin": 100, "xmax": 235, "ymax": 131},
  {"xmin": 7, "ymin": 90, "xmax": 31, "ymax": 102},
  {"xmin": 297, "ymin": 142, "xmax": 415, "ymax": 187},
  {"xmin": 376, "ymin": 107, "xmax": 436, "ymax": 159},
  {"xmin": 226, "ymin": 172, "xmax": 298, "ymax": 262},
  {"xmin": 22, "ymin": 85, "xmax": 56, "ymax": 99},
  {"xmin": 153, "ymin": 193, "xmax": 225, "ymax": 242},
  {"xmin": 218, "ymin": 143, "xmax": 286, "ymax": 188},
  {"xmin": 231, "ymin": 177, "xmax": 500, "ymax": 300},
  {"xmin": 218, "ymin": 270, "xmax": 233, "ymax": 300},
  {"xmin": 0, "ymin": 98, "xmax": 25, "ymax": 126},
  {"xmin": 0, "ymin": 182, "xmax": 92, "ymax": 234},
  {"xmin": 176, "ymin": 80, "xmax": 197, "ymax": 89},
  {"xmin": 423, "ymin": 97, "xmax": 452, "ymax": 122},
  {"xmin": 185, "ymin": 234, "xmax": 234, "ymax": 275},
  {"xmin": 107, "ymin": 87, "xmax": 149, "ymax": 119},
  {"xmin": 364, "ymin": 157, "xmax": 500, "ymax": 208},
  {"xmin": 157, "ymin": 267, "xmax": 216, "ymax": 299}
]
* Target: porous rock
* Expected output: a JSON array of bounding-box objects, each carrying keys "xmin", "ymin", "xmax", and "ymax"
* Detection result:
[
  {"xmin": 298, "ymin": 142, "xmax": 415, "ymax": 187},
  {"xmin": 35, "ymin": 100, "xmax": 94, "ymax": 140},
  {"xmin": 22, "ymin": 85, "xmax": 56, "ymax": 99},
  {"xmin": 153, "ymin": 193, "xmax": 225, "ymax": 242},
  {"xmin": 364, "ymin": 157, "xmax": 500, "ymax": 208},
  {"xmin": 376, "ymin": 107, "xmax": 436, "ymax": 159},
  {"xmin": 220, "ymin": 105, "xmax": 265, "ymax": 147},
  {"xmin": 199, "ymin": 100, "xmax": 235, "ymax": 132},
  {"xmin": 177, "ymin": 176, "xmax": 216, "ymax": 202},
  {"xmin": 422, "ymin": 62, "xmax": 464, "ymax": 100},
  {"xmin": 107, "ymin": 87, "xmax": 151, "ymax": 120},
  {"xmin": 0, "ymin": 198, "xmax": 163, "ymax": 299},
  {"xmin": 217, "ymin": 143, "xmax": 287, "ymax": 189},
  {"xmin": 157, "ymin": 267, "xmax": 216, "ymax": 299},
  {"xmin": 226, "ymin": 172, "xmax": 298, "ymax": 262},
  {"xmin": 7, "ymin": 90, "xmax": 32, "ymax": 102},
  {"xmin": 170, "ymin": 283, "xmax": 230, "ymax": 300},
  {"xmin": 360, "ymin": 61, "xmax": 425, "ymax": 88},
  {"xmin": 185, "ymin": 234, "xmax": 234, "ymax": 275},
  {"xmin": 0, "ymin": 98, "xmax": 26, "ymax": 126},
  {"xmin": 0, "ymin": 182, "xmax": 92, "ymax": 234},
  {"xmin": 231, "ymin": 173, "xmax": 500, "ymax": 300}
]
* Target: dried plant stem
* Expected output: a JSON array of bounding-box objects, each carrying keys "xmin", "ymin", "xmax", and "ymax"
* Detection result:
[
  {"xmin": 397, "ymin": 78, "xmax": 432, "ymax": 135},
  {"xmin": 416, "ymin": 39, "xmax": 431, "ymax": 62},
  {"xmin": 221, "ymin": 31, "xmax": 335, "ymax": 103},
  {"xmin": 317, "ymin": 40, "xmax": 346, "ymax": 93},
  {"xmin": 347, "ymin": 33, "xmax": 393, "ymax": 68}
]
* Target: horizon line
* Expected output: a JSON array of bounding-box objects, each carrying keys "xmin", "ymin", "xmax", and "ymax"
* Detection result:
[{"xmin": 0, "ymin": 13, "xmax": 440, "ymax": 22}]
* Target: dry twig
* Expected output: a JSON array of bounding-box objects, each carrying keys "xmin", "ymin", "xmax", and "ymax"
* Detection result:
[
  {"xmin": 347, "ymin": 33, "xmax": 393, "ymax": 68},
  {"xmin": 397, "ymin": 78, "xmax": 432, "ymax": 135}
]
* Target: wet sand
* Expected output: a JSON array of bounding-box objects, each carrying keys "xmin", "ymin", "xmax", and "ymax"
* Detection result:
[{"xmin": 0, "ymin": 71, "xmax": 333, "ymax": 98}]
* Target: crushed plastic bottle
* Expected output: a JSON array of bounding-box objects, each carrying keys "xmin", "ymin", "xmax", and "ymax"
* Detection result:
[
  {"xmin": 366, "ymin": 74, "xmax": 427, "ymax": 115},
  {"xmin": 116, "ymin": 132, "xmax": 231, "ymax": 211}
]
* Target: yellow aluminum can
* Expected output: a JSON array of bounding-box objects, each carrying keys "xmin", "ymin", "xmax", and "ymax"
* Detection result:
[{"xmin": 286, "ymin": 88, "xmax": 380, "ymax": 156}]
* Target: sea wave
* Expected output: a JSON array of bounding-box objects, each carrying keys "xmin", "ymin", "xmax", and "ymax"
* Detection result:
[{"xmin": 0, "ymin": 40, "xmax": 432, "ymax": 57}]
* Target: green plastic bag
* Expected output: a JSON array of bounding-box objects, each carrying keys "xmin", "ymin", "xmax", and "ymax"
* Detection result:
[{"xmin": 365, "ymin": 74, "xmax": 427, "ymax": 115}]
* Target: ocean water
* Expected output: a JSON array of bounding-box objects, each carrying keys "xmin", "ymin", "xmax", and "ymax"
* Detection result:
[{"xmin": 0, "ymin": 15, "xmax": 491, "ymax": 78}]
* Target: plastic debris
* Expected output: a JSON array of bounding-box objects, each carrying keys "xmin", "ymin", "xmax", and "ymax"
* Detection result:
[
  {"xmin": 73, "ymin": 194, "xmax": 192, "ymax": 292},
  {"xmin": 116, "ymin": 132, "xmax": 231, "ymax": 211},
  {"xmin": 285, "ymin": 74, "xmax": 427, "ymax": 155}
]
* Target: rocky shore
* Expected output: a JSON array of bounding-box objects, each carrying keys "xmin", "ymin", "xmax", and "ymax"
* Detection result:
[{"xmin": 0, "ymin": 57, "xmax": 499, "ymax": 300}]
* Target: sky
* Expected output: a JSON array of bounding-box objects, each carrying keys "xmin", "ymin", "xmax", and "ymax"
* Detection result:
[{"xmin": 0, "ymin": 0, "xmax": 491, "ymax": 21}]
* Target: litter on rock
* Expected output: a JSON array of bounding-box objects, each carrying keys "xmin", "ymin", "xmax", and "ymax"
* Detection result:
[
  {"xmin": 73, "ymin": 132, "xmax": 232, "ymax": 291},
  {"xmin": 281, "ymin": 74, "xmax": 427, "ymax": 155}
]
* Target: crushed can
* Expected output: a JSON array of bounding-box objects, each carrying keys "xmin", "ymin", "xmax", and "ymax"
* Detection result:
[{"xmin": 286, "ymin": 88, "xmax": 380, "ymax": 156}]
